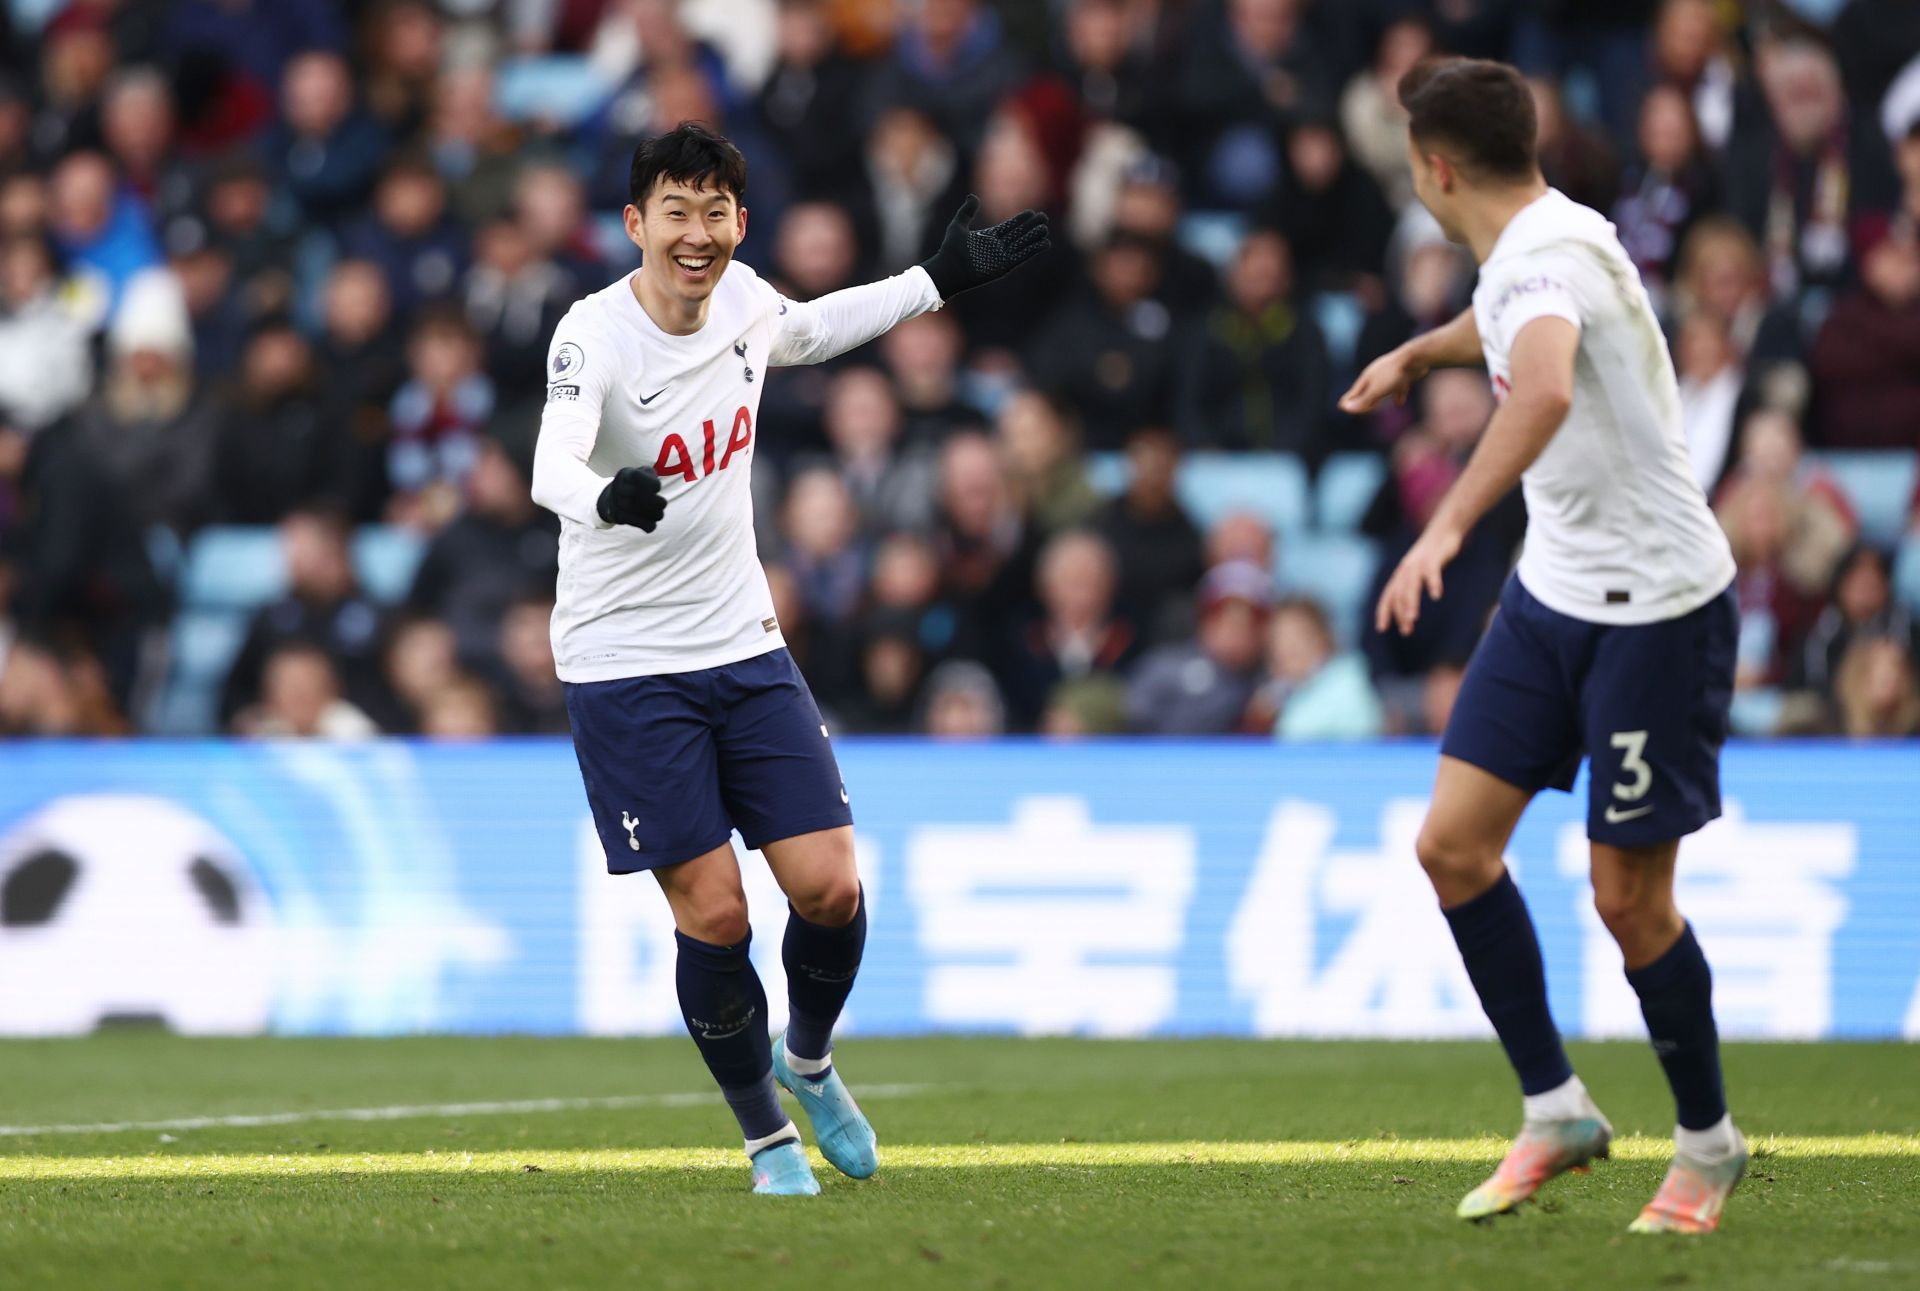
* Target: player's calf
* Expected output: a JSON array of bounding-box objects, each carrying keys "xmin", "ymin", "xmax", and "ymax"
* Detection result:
[{"xmin": 671, "ymin": 927, "xmax": 813, "ymax": 1191}]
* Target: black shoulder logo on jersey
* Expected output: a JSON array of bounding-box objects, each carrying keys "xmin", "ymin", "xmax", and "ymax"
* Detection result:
[
  {"xmin": 735, "ymin": 339, "xmax": 754, "ymax": 384},
  {"xmin": 548, "ymin": 383, "xmax": 580, "ymax": 402},
  {"xmin": 639, "ymin": 386, "xmax": 669, "ymax": 405},
  {"xmin": 550, "ymin": 341, "xmax": 585, "ymax": 381}
]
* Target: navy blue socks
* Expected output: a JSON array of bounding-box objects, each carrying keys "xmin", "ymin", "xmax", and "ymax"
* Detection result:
[
  {"xmin": 782, "ymin": 885, "xmax": 867, "ymax": 1066},
  {"xmin": 1442, "ymin": 869, "xmax": 1576, "ymax": 1096},
  {"xmin": 1626, "ymin": 922, "xmax": 1727, "ymax": 1131},
  {"xmin": 674, "ymin": 929, "xmax": 787, "ymax": 1141}
]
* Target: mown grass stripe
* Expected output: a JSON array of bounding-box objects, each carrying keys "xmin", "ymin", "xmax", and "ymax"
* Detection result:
[
  {"xmin": 0, "ymin": 1083, "xmax": 942, "ymax": 1138},
  {"xmin": 2, "ymin": 1135, "xmax": 1915, "ymax": 1181}
]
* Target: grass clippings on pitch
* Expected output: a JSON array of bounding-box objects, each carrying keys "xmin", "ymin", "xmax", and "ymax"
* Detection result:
[{"xmin": 0, "ymin": 1036, "xmax": 1915, "ymax": 1290}]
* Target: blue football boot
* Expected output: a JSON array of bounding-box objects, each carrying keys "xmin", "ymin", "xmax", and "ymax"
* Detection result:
[
  {"xmin": 771, "ymin": 1035, "xmax": 879, "ymax": 1180},
  {"xmin": 749, "ymin": 1138, "xmax": 820, "ymax": 1196}
]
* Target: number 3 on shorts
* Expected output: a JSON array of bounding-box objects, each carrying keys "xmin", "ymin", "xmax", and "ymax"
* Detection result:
[{"xmin": 1609, "ymin": 729, "xmax": 1652, "ymax": 801}]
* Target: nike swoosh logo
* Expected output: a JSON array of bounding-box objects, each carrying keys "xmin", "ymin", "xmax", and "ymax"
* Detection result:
[
  {"xmin": 638, "ymin": 387, "xmax": 668, "ymax": 405},
  {"xmin": 1604, "ymin": 804, "xmax": 1654, "ymax": 824}
]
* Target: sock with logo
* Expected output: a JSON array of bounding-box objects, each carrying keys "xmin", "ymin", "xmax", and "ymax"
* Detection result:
[
  {"xmin": 1442, "ymin": 869, "xmax": 1576, "ymax": 1097},
  {"xmin": 1625, "ymin": 922, "xmax": 1727, "ymax": 1132},
  {"xmin": 782, "ymin": 885, "xmax": 867, "ymax": 1073},
  {"xmin": 675, "ymin": 929, "xmax": 789, "ymax": 1142}
]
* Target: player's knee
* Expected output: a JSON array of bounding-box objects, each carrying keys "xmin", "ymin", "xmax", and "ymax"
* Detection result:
[
  {"xmin": 1415, "ymin": 826, "xmax": 1499, "ymax": 893},
  {"xmin": 791, "ymin": 873, "xmax": 861, "ymax": 928},
  {"xmin": 686, "ymin": 892, "xmax": 751, "ymax": 946},
  {"xmin": 1591, "ymin": 884, "xmax": 1661, "ymax": 939}
]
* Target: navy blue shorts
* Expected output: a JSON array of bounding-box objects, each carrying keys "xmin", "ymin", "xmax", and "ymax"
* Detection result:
[
  {"xmin": 564, "ymin": 648, "xmax": 852, "ymax": 873},
  {"xmin": 1441, "ymin": 576, "xmax": 1738, "ymax": 846}
]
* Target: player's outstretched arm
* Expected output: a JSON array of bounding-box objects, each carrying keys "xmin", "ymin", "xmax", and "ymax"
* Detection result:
[
  {"xmin": 769, "ymin": 196, "xmax": 1051, "ymax": 369},
  {"xmin": 1375, "ymin": 316, "xmax": 1578, "ymax": 636},
  {"xmin": 1338, "ymin": 307, "xmax": 1484, "ymax": 415}
]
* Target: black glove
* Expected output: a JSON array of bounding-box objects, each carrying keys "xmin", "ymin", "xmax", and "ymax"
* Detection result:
[
  {"xmin": 596, "ymin": 465, "xmax": 667, "ymax": 531},
  {"xmin": 918, "ymin": 194, "xmax": 1051, "ymax": 300}
]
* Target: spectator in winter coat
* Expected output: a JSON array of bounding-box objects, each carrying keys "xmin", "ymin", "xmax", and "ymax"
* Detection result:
[
  {"xmin": 220, "ymin": 508, "xmax": 389, "ymax": 728},
  {"xmin": 1029, "ymin": 230, "xmax": 1175, "ymax": 446},
  {"xmin": 1787, "ymin": 544, "xmax": 1919, "ymax": 706},
  {"xmin": 404, "ymin": 426, "xmax": 558, "ymax": 672},
  {"xmin": 212, "ymin": 319, "xmax": 355, "ymax": 525},
  {"xmin": 1126, "ymin": 560, "xmax": 1272, "ymax": 735},
  {"xmin": 1177, "ymin": 227, "xmax": 1330, "ymax": 457},
  {"xmin": 1094, "ymin": 426, "xmax": 1206, "ymax": 642},
  {"xmin": 48, "ymin": 151, "xmax": 159, "ymax": 313},
  {"xmin": 264, "ymin": 51, "xmax": 389, "ymax": 228},
  {"xmin": 387, "ymin": 307, "xmax": 494, "ymax": 529},
  {"xmin": 73, "ymin": 268, "xmax": 222, "ymax": 536},
  {"xmin": 0, "ymin": 233, "xmax": 91, "ymax": 432},
  {"xmin": 318, "ymin": 259, "xmax": 408, "ymax": 523},
  {"xmin": 342, "ymin": 152, "xmax": 469, "ymax": 321},
  {"xmin": 1002, "ymin": 528, "xmax": 1138, "ymax": 728},
  {"xmin": 1810, "ymin": 229, "xmax": 1920, "ymax": 450}
]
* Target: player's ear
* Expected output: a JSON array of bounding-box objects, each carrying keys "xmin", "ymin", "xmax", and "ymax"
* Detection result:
[
  {"xmin": 623, "ymin": 203, "xmax": 645, "ymax": 251},
  {"xmin": 1432, "ymin": 153, "xmax": 1456, "ymax": 194},
  {"xmin": 735, "ymin": 203, "xmax": 747, "ymax": 245}
]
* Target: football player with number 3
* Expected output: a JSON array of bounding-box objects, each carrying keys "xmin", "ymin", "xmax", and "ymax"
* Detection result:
[
  {"xmin": 1339, "ymin": 60, "xmax": 1746, "ymax": 1234},
  {"xmin": 531, "ymin": 123, "xmax": 1048, "ymax": 1195}
]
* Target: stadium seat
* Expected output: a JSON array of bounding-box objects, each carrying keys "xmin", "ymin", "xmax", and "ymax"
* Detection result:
[
  {"xmin": 352, "ymin": 526, "xmax": 427, "ymax": 605},
  {"xmin": 1310, "ymin": 291, "xmax": 1365, "ymax": 372},
  {"xmin": 1277, "ymin": 529, "xmax": 1380, "ymax": 646},
  {"xmin": 493, "ymin": 55, "xmax": 612, "ymax": 126},
  {"xmin": 181, "ymin": 527, "xmax": 286, "ymax": 611},
  {"xmin": 1175, "ymin": 211, "xmax": 1248, "ymax": 269},
  {"xmin": 1315, "ymin": 453, "xmax": 1387, "ymax": 531},
  {"xmin": 1176, "ymin": 452, "xmax": 1311, "ymax": 535},
  {"xmin": 153, "ymin": 609, "xmax": 251, "ymax": 735},
  {"xmin": 1085, "ymin": 451, "xmax": 1131, "ymax": 498},
  {"xmin": 1895, "ymin": 533, "xmax": 1920, "ymax": 618},
  {"xmin": 1809, "ymin": 450, "xmax": 1918, "ymax": 549},
  {"xmin": 1730, "ymin": 687, "xmax": 1785, "ymax": 738}
]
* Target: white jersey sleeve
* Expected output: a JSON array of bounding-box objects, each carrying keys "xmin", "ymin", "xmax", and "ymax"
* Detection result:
[
  {"xmin": 530, "ymin": 309, "xmax": 616, "ymax": 530},
  {"xmin": 765, "ymin": 265, "xmax": 942, "ymax": 367},
  {"xmin": 1477, "ymin": 254, "xmax": 1586, "ymax": 356}
]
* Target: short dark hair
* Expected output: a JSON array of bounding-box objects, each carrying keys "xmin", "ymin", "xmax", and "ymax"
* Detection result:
[
  {"xmin": 628, "ymin": 121, "xmax": 748, "ymax": 210},
  {"xmin": 1398, "ymin": 57, "xmax": 1537, "ymax": 181}
]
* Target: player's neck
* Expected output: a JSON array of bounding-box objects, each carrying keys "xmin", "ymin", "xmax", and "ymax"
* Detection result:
[
  {"xmin": 1461, "ymin": 176, "xmax": 1550, "ymax": 265},
  {"xmin": 631, "ymin": 269, "xmax": 713, "ymax": 336}
]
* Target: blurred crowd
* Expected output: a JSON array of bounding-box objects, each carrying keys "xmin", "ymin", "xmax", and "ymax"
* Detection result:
[{"xmin": 0, "ymin": 0, "xmax": 1918, "ymax": 742}]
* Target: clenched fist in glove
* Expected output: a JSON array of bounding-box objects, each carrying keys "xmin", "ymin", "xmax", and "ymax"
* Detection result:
[
  {"xmin": 918, "ymin": 194, "xmax": 1051, "ymax": 300},
  {"xmin": 597, "ymin": 465, "xmax": 668, "ymax": 532}
]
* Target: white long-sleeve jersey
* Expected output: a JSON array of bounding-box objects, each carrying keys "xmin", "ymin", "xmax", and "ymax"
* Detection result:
[{"xmin": 531, "ymin": 261, "xmax": 942, "ymax": 681}]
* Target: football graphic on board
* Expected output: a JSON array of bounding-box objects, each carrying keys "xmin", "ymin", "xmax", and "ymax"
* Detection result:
[{"xmin": 0, "ymin": 795, "xmax": 277, "ymax": 1035}]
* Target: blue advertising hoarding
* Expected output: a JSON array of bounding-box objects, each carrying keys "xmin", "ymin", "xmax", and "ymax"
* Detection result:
[{"xmin": 0, "ymin": 739, "xmax": 1914, "ymax": 1040}]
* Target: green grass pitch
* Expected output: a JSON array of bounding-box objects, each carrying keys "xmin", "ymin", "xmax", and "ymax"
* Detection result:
[{"xmin": 1, "ymin": 1035, "xmax": 1915, "ymax": 1290}]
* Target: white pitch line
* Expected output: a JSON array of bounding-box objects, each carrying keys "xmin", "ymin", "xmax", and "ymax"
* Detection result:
[{"xmin": 0, "ymin": 1082, "xmax": 941, "ymax": 1138}]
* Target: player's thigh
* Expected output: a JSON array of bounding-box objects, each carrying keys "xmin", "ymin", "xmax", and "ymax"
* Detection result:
[
  {"xmin": 1582, "ymin": 586, "xmax": 1737, "ymax": 849},
  {"xmin": 652, "ymin": 840, "xmax": 751, "ymax": 944},
  {"xmin": 761, "ymin": 826, "xmax": 861, "ymax": 926},
  {"xmin": 1417, "ymin": 755, "xmax": 1536, "ymax": 904},
  {"xmin": 1438, "ymin": 578, "xmax": 1585, "ymax": 808},
  {"xmin": 712, "ymin": 650, "xmax": 854, "ymax": 855},
  {"xmin": 564, "ymin": 675, "xmax": 732, "ymax": 873}
]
